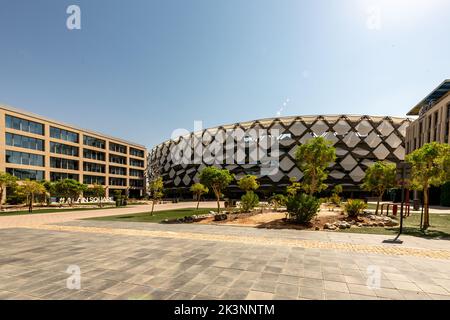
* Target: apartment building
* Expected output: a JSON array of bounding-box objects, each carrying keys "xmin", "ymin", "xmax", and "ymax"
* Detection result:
[
  {"xmin": 0, "ymin": 104, "xmax": 146, "ymax": 199},
  {"xmin": 406, "ymin": 79, "xmax": 450, "ymax": 153}
]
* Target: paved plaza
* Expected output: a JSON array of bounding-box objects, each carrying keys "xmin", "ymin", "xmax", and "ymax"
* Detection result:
[{"xmin": 1, "ymin": 203, "xmax": 450, "ymax": 300}]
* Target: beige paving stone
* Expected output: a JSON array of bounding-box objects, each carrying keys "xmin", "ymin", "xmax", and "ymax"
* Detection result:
[
  {"xmin": 245, "ymin": 290, "xmax": 273, "ymax": 300},
  {"xmin": 324, "ymin": 280, "xmax": 349, "ymax": 293}
]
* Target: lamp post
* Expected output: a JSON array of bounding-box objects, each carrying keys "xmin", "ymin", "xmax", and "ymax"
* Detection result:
[{"xmin": 383, "ymin": 162, "xmax": 411, "ymax": 244}]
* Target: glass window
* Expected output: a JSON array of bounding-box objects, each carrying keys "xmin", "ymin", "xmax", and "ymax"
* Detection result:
[
  {"xmin": 6, "ymin": 168, "xmax": 44, "ymax": 180},
  {"xmin": 129, "ymin": 179, "xmax": 144, "ymax": 188},
  {"xmin": 5, "ymin": 133, "xmax": 44, "ymax": 151},
  {"xmin": 110, "ymin": 142, "xmax": 127, "ymax": 154},
  {"xmin": 129, "ymin": 158, "xmax": 144, "ymax": 168},
  {"xmin": 83, "ymin": 135, "xmax": 105, "ymax": 149},
  {"xmin": 5, "ymin": 150, "xmax": 44, "ymax": 167},
  {"xmin": 83, "ymin": 175, "xmax": 105, "ymax": 185},
  {"xmin": 129, "ymin": 169, "xmax": 144, "ymax": 177},
  {"xmin": 130, "ymin": 147, "xmax": 145, "ymax": 158},
  {"xmin": 50, "ymin": 142, "xmax": 79, "ymax": 156},
  {"xmin": 5, "ymin": 115, "xmax": 44, "ymax": 135},
  {"xmin": 109, "ymin": 166, "xmax": 127, "ymax": 176},
  {"xmin": 50, "ymin": 126, "xmax": 79, "ymax": 143},
  {"xmin": 50, "ymin": 157, "xmax": 79, "ymax": 170},
  {"xmin": 83, "ymin": 162, "xmax": 106, "ymax": 173},
  {"xmin": 109, "ymin": 154, "xmax": 126, "ymax": 165},
  {"xmin": 109, "ymin": 177, "xmax": 127, "ymax": 186},
  {"xmin": 50, "ymin": 172, "xmax": 79, "ymax": 182},
  {"xmin": 83, "ymin": 149, "xmax": 105, "ymax": 161}
]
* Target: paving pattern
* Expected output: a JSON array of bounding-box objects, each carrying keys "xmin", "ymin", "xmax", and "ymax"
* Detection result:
[{"xmin": 1, "ymin": 203, "xmax": 450, "ymax": 300}]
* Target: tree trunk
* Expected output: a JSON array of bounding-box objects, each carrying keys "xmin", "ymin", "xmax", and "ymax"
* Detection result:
[
  {"xmin": 215, "ymin": 192, "xmax": 220, "ymax": 213},
  {"xmin": 376, "ymin": 194, "xmax": 382, "ymax": 215},
  {"xmin": 423, "ymin": 187, "xmax": 430, "ymax": 230},
  {"xmin": 0, "ymin": 187, "xmax": 3, "ymax": 210},
  {"xmin": 196, "ymin": 194, "xmax": 200, "ymax": 210},
  {"xmin": 28, "ymin": 193, "xmax": 33, "ymax": 213},
  {"xmin": 309, "ymin": 176, "xmax": 315, "ymax": 196},
  {"xmin": 151, "ymin": 200, "xmax": 155, "ymax": 216}
]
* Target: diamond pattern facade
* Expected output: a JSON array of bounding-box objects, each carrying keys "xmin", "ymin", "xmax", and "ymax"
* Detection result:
[{"xmin": 149, "ymin": 115, "xmax": 411, "ymax": 197}]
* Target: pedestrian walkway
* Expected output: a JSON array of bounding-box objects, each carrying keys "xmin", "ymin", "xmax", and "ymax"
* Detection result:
[{"xmin": 1, "ymin": 202, "xmax": 450, "ymax": 300}]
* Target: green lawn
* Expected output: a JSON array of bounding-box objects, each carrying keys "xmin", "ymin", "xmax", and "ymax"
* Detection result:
[
  {"xmin": 339, "ymin": 213, "xmax": 450, "ymax": 239},
  {"xmin": 0, "ymin": 206, "xmax": 117, "ymax": 217},
  {"xmin": 365, "ymin": 202, "xmax": 420, "ymax": 212},
  {"xmin": 87, "ymin": 207, "xmax": 215, "ymax": 223}
]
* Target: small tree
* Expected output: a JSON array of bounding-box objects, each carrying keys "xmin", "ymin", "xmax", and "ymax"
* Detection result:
[
  {"xmin": 53, "ymin": 179, "xmax": 87, "ymax": 206},
  {"xmin": 406, "ymin": 142, "xmax": 450, "ymax": 230},
  {"xmin": 18, "ymin": 180, "xmax": 46, "ymax": 213},
  {"xmin": 40, "ymin": 180, "xmax": 54, "ymax": 206},
  {"xmin": 237, "ymin": 175, "xmax": 260, "ymax": 212},
  {"xmin": 237, "ymin": 175, "xmax": 260, "ymax": 192},
  {"xmin": 149, "ymin": 177, "xmax": 164, "ymax": 215},
  {"xmin": 286, "ymin": 177, "xmax": 302, "ymax": 196},
  {"xmin": 199, "ymin": 167, "xmax": 234, "ymax": 213},
  {"xmin": 332, "ymin": 184, "xmax": 343, "ymax": 196},
  {"xmin": 361, "ymin": 161, "xmax": 397, "ymax": 215},
  {"xmin": 190, "ymin": 183, "xmax": 209, "ymax": 210},
  {"xmin": 269, "ymin": 194, "xmax": 286, "ymax": 211},
  {"xmin": 295, "ymin": 137, "xmax": 336, "ymax": 196},
  {"xmin": 90, "ymin": 184, "xmax": 106, "ymax": 207},
  {"xmin": 0, "ymin": 172, "xmax": 18, "ymax": 209}
]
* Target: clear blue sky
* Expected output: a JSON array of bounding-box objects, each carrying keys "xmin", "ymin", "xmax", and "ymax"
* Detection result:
[{"xmin": 1, "ymin": 0, "xmax": 450, "ymax": 149}]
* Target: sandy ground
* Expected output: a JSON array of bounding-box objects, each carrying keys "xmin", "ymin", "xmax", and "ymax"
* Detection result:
[{"xmin": 198, "ymin": 206, "xmax": 346, "ymax": 230}]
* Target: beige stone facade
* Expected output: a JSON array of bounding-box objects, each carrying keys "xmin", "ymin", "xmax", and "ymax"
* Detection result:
[
  {"xmin": 406, "ymin": 80, "xmax": 450, "ymax": 153},
  {"xmin": 0, "ymin": 104, "xmax": 146, "ymax": 200}
]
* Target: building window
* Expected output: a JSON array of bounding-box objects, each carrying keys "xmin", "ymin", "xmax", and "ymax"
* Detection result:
[
  {"xmin": 6, "ymin": 133, "xmax": 44, "ymax": 151},
  {"xmin": 434, "ymin": 112, "xmax": 439, "ymax": 142},
  {"xmin": 446, "ymin": 104, "xmax": 450, "ymax": 143},
  {"xmin": 129, "ymin": 179, "xmax": 144, "ymax": 188},
  {"xmin": 109, "ymin": 166, "xmax": 127, "ymax": 176},
  {"xmin": 129, "ymin": 158, "xmax": 144, "ymax": 168},
  {"xmin": 83, "ymin": 135, "xmax": 105, "ymax": 149},
  {"xmin": 83, "ymin": 175, "xmax": 105, "ymax": 185},
  {"xmin": 130, "ymin": 147, "xmax": 145, "ymax": 158},
  {"xmin": 109, "ymin": 154, "xmax": 127, "ymax": 165},
  {"xmin": 418, "ymin": 121, "xmax": 423, "ymax": 146},
  {"xmin": 6, "ymin": 168, "xmax": 44, "ymax": 180},
  {"xmin": 428, "ymin": 116, "xmax": 432, "ymax": 143},
  {"xmin": 5, "ymin": 115, "xmax": 44, "ymax": 135},
  {"xmin": 50, "ymin": 127, "xmax": 79, "ymax": 143},
  {"xmin": 83, "ymin": 162, "xmax": 106, "ymax": 173},
  {"xmin": 50, "ymin": 157, "xmax": 79, "ymax": 170},
  {"xmin": 110, "ymin": 142, "xmax": 127, "ymax": 154},
  {"xmin": 5, "ymin": 150, "xmax": 44, "ymax": 167},
  {"xmin": 109, "ymin": 177, "xmax": 127, "ymax": 186},
  {"xmin": 50, "ymin": 172, "xmax": 79, "ymax": 182},
  {"xmin": 129, "ymin": 169, "xmax": 144, "ymax": 177},
  {"xmin": 50, "ymin": 142, "xmax": 79, "ymax": 157},
  {"xmin": 83, "ymin": 149, "xmax": 105, "ymax": 161}
]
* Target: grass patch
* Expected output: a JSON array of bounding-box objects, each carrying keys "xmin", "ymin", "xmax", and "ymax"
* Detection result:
[
  {"xmin": 365, "ymin": 202, "xmax": 420, "ymax": 212},
  {"xmin": 87, "ymin": 207, "xmax": 215, "ymax": 223},
  {"xmin": 339, "ymin": 213, "xmax": 450, "ymax": 239},
  {"xmin": 0, "ymin": 206, "xmax": 117, "ymax": 217}
]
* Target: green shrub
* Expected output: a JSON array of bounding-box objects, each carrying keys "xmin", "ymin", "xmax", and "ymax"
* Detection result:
[
  {"xmin": 269, "ymin": 194, "xmax": 286, "ymax": 210},
  {"xmin": 240, "ymin": 191, "xmax": 259, "ymax": 213},
  {"xmin": 329, "ymin": 193, "xmax": 341, "ymax": 206},
  {"xmin": 285, "ymin": 193, "xmax": 320, "ymax": 224},
  {"xmin": 344, "ymin": 199, "xmax": 367, "ymax": 217}
]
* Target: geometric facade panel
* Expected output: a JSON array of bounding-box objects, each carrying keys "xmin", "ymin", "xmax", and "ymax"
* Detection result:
[{"xmin": 148, "ymin": 115, "xmax": 411, "ymax": 196}]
